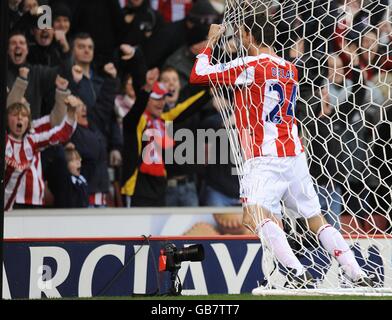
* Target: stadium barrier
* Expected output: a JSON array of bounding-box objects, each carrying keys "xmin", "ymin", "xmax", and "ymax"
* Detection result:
[{"xmin": 3, "ymin": 208, "xmax": 392, "ymax": 299}]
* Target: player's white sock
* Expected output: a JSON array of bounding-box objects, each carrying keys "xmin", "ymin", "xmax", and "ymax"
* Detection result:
[
  {"xmin": 257, "ymin": 219, "xmax": 304, "ymax": 276},
  {"xmin": 317, "ymin": 224, "xmax": 366, "ymax": 281}
]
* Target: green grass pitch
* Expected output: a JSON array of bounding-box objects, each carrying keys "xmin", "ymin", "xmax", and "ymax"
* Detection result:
[{"xmin": 81, "ymin": 294, "xmax": 392, "ymax": 300}]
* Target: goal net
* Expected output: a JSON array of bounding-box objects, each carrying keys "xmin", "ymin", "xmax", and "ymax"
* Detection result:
[{"xmin": 209, "ymin": 0, "xmax": 392, "ymax": 294}]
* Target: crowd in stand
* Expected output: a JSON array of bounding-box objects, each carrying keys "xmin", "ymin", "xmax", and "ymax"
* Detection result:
[{"xmin": 4, "ymin": 0, "xmax": 392, "ymax": 232}]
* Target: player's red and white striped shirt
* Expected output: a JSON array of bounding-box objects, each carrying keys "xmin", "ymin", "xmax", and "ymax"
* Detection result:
[
  {"xmin": 150, "ymin": 0, "xmax": 193, "ymax": 22},
  {"xmin": 4, "ymin": 116, "xmax": 76, "ymax": 211},
  {"xmin": 190, "ymin": 47, "xmax": 304, "ymax": 159}
]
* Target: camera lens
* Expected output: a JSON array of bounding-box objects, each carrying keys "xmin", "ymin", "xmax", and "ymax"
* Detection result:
[{"xmin": 175, "ymin": 244, "xmax": 204, "ymax": 263}]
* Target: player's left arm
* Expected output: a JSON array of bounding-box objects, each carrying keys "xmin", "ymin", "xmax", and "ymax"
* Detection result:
[
  {"xmin": 190, "ymin": 48, "xmax": 256, "ymax": 86},
  {"xmin": 190, "ymin": 24, "xmax": 255, "ymax": 86}
]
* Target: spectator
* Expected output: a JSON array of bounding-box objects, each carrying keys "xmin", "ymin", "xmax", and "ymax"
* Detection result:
[
  {"xmin": 115, "ymin": 43, "xmax": 148, "ymax": 93},
  {"xmin": 7, "ymin": 31, "xmax": 58, "ymax": 119},
  {"xmin": 372, "ymin": 22, "xmax": 392, "ymax": 103},
  {"xmin": 4, "ymin": 93, "xmax": 78, "ymax": 211},
  {"xmin": 6, "ymin": 67, "xmax": 29, "ymax": 107},
  {"xmin": 66, "ymin": 34, "xmax": 123, "ymax": 171},
  {"xmin": 160, "ymin": 67, "xmax": 199, "ymax": 206},
  {"xmin": 52, "ymin": 2, "xmax": 72, "ymax": 37},
  {"xmin": 64, "ymin": 63, "xmax": 123, "ymax": 207},
  {"xmin": 9, "ymin": 0, "xmax": 40, "ymax": 35},
  {"xmin": 27, "ymin": 24, "xmax": 70, "ymax": 67},
  {"xmin": 9, "ymin": 0, "xmax": 24, "ymax": 31},
  {"xmin": 65, "ymin": 96, "xmax": 111, "ymax": 208},
  {"xmin": 7, "ymin": 66, "xmax": 72, "ymax": 209},
  {"xmin": 47, "ymin": 143, "xmax": 89, "ymax": 208},
  {"xmin": 164, "ymin": 0, "xmax": 222, "ymax": 88},
  {"xmin": 70, "ymin": 0, "xmax": 125, "ymax": 67},
  {"xmin": 22, "ymin": 0, "xmax": 40, "ymax": 12},
  {"xmin": 122, "ymin": 0, "xmax": 165, "ymax": 47},
  {"xmin": 342, "ymin": 27, "xmax": 386, "ymax": 123},
  {"xmin": 121, "ymin": 0, "xmax": 186, "ymax": 68},
  {"xmin": 114, "ymin": 74, "xmax": 137, "ymax": 129},
  {"xmin": 334, "ymin": 0, "xmax": 390, "ymax": 65},
  {"xmin": 121, "ymin": 69, "xmax": 210, "ymax": 207},
  {"xmin": 160, "ymin": 67, "xmax": 181, "ymax": 111},
  {"xmin": 67, "ymin": 33, "xmax": 101, "ymax": 108},
  {"xmin": 275, "ymin": 0, "xmax": 339, "ymax": 60}
]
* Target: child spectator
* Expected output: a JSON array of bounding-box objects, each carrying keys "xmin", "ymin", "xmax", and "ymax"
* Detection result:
[
  {"xmin": 48, "ymin": 144, "xmax": 89, "ymax": 208},
  {"xmin": 67, "ymin": 96, "xmax": 111, "ymax": 208},
  {"xmin": 4, "ymin": 97, "xmax": 78, "ymax": 211},
  {"xmin": 7, "ymin": 67, "xmax": 74, "ymax": 209}
]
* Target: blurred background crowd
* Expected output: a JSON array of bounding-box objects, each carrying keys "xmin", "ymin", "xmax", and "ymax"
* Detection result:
[{"xmin": 4, "ymin": 0, "xmax": 392, "ymax": 235}]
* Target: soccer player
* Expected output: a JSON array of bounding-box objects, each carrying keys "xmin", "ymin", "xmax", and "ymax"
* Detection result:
[{"xmin": 189, "ymin": 14, "xmax": 374, "ymax": 289}]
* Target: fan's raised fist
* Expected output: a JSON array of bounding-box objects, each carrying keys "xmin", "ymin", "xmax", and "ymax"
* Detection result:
[{"xmin": 104, "ymin": 63, "xmax": 117, "ymax": 78}]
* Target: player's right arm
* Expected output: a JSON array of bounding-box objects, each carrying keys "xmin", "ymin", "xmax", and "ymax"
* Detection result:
[{"xmin": 189, "ymin": 24, "xmax": 255, "ymax": 86}]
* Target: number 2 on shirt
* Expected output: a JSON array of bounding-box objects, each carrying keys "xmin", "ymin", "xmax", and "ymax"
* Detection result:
[{"xmin": 265, "ymin": 83, "xmax": 297, "ymax": 124}]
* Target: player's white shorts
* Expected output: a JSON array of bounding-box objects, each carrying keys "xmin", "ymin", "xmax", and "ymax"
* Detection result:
[{"xmin": 240, "ymin": 152, "xmax": 321, "ymax": 219}]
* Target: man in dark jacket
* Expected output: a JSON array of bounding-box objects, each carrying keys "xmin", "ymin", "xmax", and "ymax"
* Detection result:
[
  {"xmin": 65, "ymin": 33, "xmax": 123, "ymax": 168},
  {"xmin": 27, "ymin": 22, "xmax": 71, "ymax": 67},
  {"xmin": 7, "ymin": 31, "xmax": 58, "ymax": 119}
]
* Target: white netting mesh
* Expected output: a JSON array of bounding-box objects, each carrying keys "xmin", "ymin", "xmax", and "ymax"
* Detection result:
[{"xmin": 208, "ymin": 0, "xmax": 392, "ymax": 293}]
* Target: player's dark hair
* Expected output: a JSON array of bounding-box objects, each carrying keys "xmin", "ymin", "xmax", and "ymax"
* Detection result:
[{"xmin": 244, "ymin": 13, "xmax": 275, "ymax": 47}]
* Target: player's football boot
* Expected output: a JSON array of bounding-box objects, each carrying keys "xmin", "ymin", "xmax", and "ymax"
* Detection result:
[
  {"xmin": 352, "ymin": 275, "xmax": 376, "ymax": 288},
  {"xmin": 284, "ymin": 268, "xmax": 316, "ymax": 289}
]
